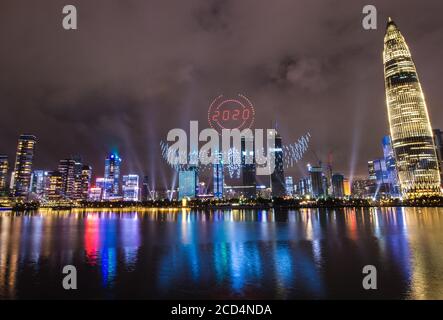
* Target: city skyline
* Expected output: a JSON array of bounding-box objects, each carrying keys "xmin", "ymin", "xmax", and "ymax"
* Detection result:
[{"xmin": 1, "ymin": 1, "xmax": 443, "ymax": 187}]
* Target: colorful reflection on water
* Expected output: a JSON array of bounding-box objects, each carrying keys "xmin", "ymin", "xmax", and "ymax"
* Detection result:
[{"xmin": 0, "ymin": 207, "xmax": 443, "ymax": 299}]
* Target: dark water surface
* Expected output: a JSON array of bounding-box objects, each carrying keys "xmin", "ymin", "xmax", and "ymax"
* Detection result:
[{"xmin": 1, "ymin": 207, "xmax": 443, "ymax": 299}]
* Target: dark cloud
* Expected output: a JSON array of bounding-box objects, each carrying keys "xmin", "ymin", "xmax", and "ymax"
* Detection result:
[{"xmin": 1, "ymin": 0, "xmax": 443, "ymax": 187}]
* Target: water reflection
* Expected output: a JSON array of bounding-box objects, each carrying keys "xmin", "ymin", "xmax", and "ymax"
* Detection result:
[{"xmin": 0, "ymin": 207, "xmax": 443, "ymax": 299}]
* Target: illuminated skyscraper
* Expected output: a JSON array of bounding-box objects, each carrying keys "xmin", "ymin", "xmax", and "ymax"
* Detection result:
[
  {"xmin": 31, "ymin": 170, "xmax": 49, "ymax": 198},
  {"xmin": 58, "ymin": 159, "xmax": 76, "ymax": 199},
  {"xmin": 104, "ymin": 153, "xmax": 122, "ymax": 199},
  {"xmin": 178, "ymin": 168, "xmax": 198, "ymax": 200},
  {"xmin": 46, "ymin": 171, "xmax": 63, "ymax": 202},
  {"xmin": 241, "ymin": 136, "xmax": 256, "ymax": 198},
  {"xmin": 80, "ymin": 165, "xmax": 92, "ymax": 201},
  {"xmin": 141, "ymin": 175, "xmax": 150, "ymax": 201},
  {"xmin": 308, "ymin": 165, "xmax": 324, "ymax": 198},
  {"xmin": 382, "ymin": 135, "xmax": 400, "ymax": 196},
  {"xmin": 213, "ymin": 152, "xmax": 224, "ymax": 199},
  {"xmin": 122, "ymin": 174, "xmax": 139, "ymax": 201},
  {"xmin": 285, "ymin": 176, "xmax": 294, "ymax": 197},
  {"xmin": 0, "ymin": 155, "xmax": 8, "ymax": 196},
  {"xmin": 270, "ymin": 130, "xmax": 285, "ymax": 198},
  {"xmin": 12, "ymin": 134, "xmax": 36, "ymax": 199},
  {"xmin": 383, "ymin": 18, "xmax": 441, "ymax": 197},
  {"xmin": 331, "ymin": 174, "xmax": 344, "ymax": 198}
]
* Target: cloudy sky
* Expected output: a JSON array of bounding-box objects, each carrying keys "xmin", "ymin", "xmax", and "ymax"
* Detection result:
[{"xmin": 1, "ymin": 0, "xmax": 443, "ymax": 188}]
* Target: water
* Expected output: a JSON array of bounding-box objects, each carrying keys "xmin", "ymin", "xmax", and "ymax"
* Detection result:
[{"xmin": 1, "ymin": 207, "xmax": 443, "ymax": 300}]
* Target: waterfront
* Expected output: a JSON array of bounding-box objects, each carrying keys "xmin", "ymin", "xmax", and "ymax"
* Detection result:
[{"xmin": 1, "ymin": 207, "xmax": 443, "ymax": 299}]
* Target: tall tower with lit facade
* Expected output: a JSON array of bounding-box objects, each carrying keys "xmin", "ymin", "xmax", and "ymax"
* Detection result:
[
  {"xmin": 12, "ymin": 134, "xmax": 36, "ymax": 199},
  {"xmin": 104, "ymin": 153, "xmax": 122, "ymax": 199},
  {"xmin": 0, "ymin": 155, "xmax": 8, "ymax": 196},
  {"xmin": 383, "ymin": 18, "xmax": 441, "ymax": 197}
]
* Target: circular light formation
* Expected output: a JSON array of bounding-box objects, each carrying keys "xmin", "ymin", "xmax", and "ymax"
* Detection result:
[{"xmin": 208, "ymin": 94, "xmax": 255, "ymax": 133}]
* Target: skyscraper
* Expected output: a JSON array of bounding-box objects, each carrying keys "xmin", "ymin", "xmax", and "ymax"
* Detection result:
[
  {"xmin": 308, "ymin": 164, "xmax": 324, "ymax": 198},
  {"xmin": 141, "ymin": 175, "xmax": 150, "ymax": 201},
  {"xmin": 270, "ymin": 130, "xmax": 285, "ymax": 198},
  {"xmin": 80, "ymin": 165, "xmax": 92, "ymax": 201},
  {"xmin": 331, "ymin": 174, "xmax": 344, "ymax": 198},
  {"xmin": 12, "ymin": 134, "xmax": 36, "ymax": 199},
  {"xmin": 382, "ymin": 135, "xmax": 400, "ymax": 196},
  {"xmin": 213, "ymin": 152, "xmax": 224, "ymax": 199},
  {"xmin": 383, "ymin": 18, "xmax": 441, "ymax": 197},
  {"xmin": 31, "ymin": 170, "xmax": 49, "ymax": 198},
  {"xmin": 46, "ymin": 171, "xmax": 63, "ymax": 202},
  {"xmin": 58, "ymin": 159, "xmax": 76, "ymax": 199},
  {"xmin": 241, "ymin": 136, "xmax": 256, "ymax": 198},
  {"xmin": 0, "ymin": 155, "xmax": 8, "ymax": 196},
  {"xmin": 122, "ymin": 174, "xmax": 139, "ymax": 201},
  {"xmin": 285, "ymin": 176, "xmax": 294, "ymax": 197},
  {"xmin": 178, "ymin": 168, "xmax": 198, "ymax": 200},
  {"xmin": 104, "ymin": 153, "xmax": 122, "ymax": 199}
]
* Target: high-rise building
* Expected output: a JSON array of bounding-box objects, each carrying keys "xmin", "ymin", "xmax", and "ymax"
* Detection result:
[
  {"xmin": 241, "ymin": 136, "xmax": 256, "ymax": 198},
  {"xmin": 46, "ymin": 171, "xmax": 63, "ymax": 202},
  {"xmin": 383, "ymin": 18, "xmax": 441, "ymax": 197},
  {"xmin": 122, "ymin": 174, "xmax": 139, "ymax": 201},
  {"xmin": 80, "ymin": 165, "xmax": 92, "ymax": 201},
  {"xmin": 368, "ymin": 158, "xmax": 391, "ymax": 198},
  {"xmin": 88, "ymin": 187, "xmax": 102, "ymax": 202},
  {"xmin": 0, "ymin": 155, "xmax": 8, "ymax": 196},
  {"xmin": 285, "ymin": 176, "xmax": 294, "ymax": 197},
  {"xmin": 141, "ymin": 175, "xmax": 150, "ymax": 201},
  {"xmin": 308, "ymin": 164, "xmax": 324, "ymax": 198},
  {"xmin": 331, "ymin": 174, "xmax": 345, "ymax": 198},
  {"xmin": 178, "ymin": 168, "xmax": 198, "ymax": 200},
  {"xmin": 433, "ymin": 129, "xmax": 443, "ymax": 186},
  {"xmin": 58, "ymin": 159, "xmax": 76, "ymax": 199},
  {"xmin": 270, "ymin": 130, "xmax": 285, "ymax": 198},
  {"xmin": 31, "ymin": 170, "xmax": 50, "ymax": 198},
  {"xmin": 12, "ymin": 134, "xmax": 36, "ymax": 199},
  {"xmin": 298, "ymin": 177, "xmax": 311, "ymax": 197},
  {"xmin": 95, "ymin": 177, "xmax": 113, "ymax": 200},
  {"xmin": 368, "ymin": 159, "xmax": 389, "ymax": 185},
  {"xmin": 382, "ymin": 135, "xmax": 400, "ymax": 196},
  {"xmin": 213, "ymin": 152, "xmax": 224, "ymax": 199},
  {"xmin": 104, "ymin": 153, "xmax": 122, "ymax": 199}
]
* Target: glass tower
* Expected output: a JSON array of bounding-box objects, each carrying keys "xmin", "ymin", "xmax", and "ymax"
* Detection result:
[
  {"xmin": 104, "ymin": 153, "xmax": 122, "ymax": 199},
  {"xmin": 383, "ymin": 18, "xmax": 441, "ymax": 197}
]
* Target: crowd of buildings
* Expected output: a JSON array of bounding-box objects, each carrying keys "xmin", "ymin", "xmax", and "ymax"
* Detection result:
[{"xmin": 1, "ymin": 18, "xmax": 442, "ymax": 207}]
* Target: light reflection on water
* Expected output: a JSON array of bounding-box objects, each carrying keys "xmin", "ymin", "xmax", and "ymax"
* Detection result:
[{"xmin": 0, "ymin": 207, "xmax": 443, "ymax": 299}]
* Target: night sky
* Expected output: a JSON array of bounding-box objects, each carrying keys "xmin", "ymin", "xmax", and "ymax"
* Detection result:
[{"xmin": 1, "ymin": 0, "xmax": 443, "ymax": 189}]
